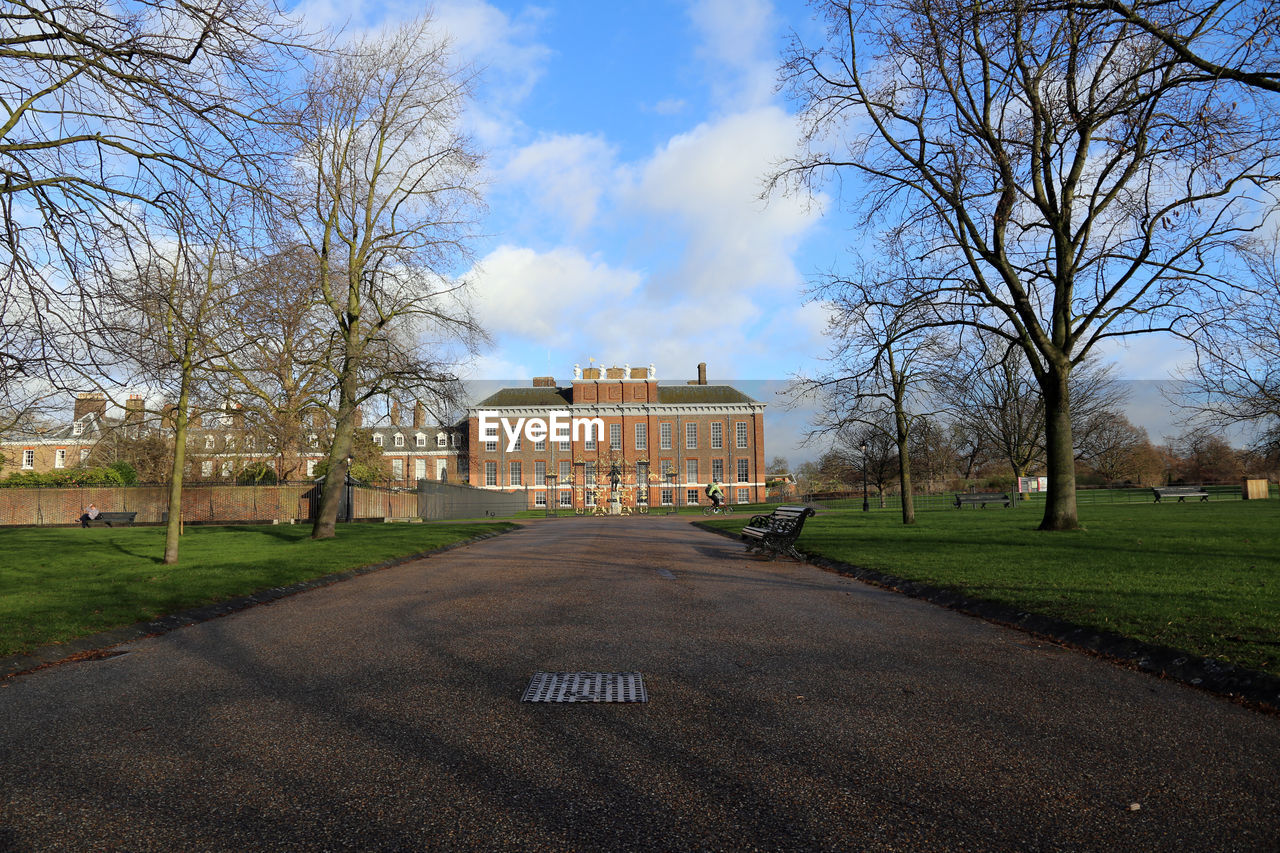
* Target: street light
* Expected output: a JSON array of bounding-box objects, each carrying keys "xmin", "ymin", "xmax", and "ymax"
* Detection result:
[
  {"xmin": 345, "ymin": 453, "xmax": 355, "ymax": 523},
  {"xmin": 545, "ymin": 473, "xmax": 557, "ymax": 518},
  {"xmin": 860, "ymin": 441, "xmax": 869, "ymax": 512}
]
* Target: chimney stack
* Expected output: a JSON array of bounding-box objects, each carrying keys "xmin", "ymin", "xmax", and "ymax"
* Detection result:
[
  {"xmin": 74, "ymin": 392, "xmax": 107, "ymax": 421},
  {"xmin": 413, "ymin": 401, "xmax": 426, "ymax": 429},
  {"xmin": 389, "ymin": 400, "xmax": 400, "ymax": 426},
  {"xmin": 698, "ymin": 362, "xmax": 707, "ymax": 385}
]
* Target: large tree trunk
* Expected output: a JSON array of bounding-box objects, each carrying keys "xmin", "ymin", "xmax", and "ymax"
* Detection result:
[
  {"xmin": 162, "ymin": 357, "xmax": 193, "ymax": 565},
  {"xmin": 1040, "ymin": 366, "xmax": 1080, "ymax": 530},
  {"xmin": 894, "ymin": 401, "xmax": 915, "ymax": 525},
  {"xmin": 312, "ymin": 365, "xmax": 359, "ymax": 540}
]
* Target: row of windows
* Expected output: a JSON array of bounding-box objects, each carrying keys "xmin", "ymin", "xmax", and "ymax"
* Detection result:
[
  {"xmin": 372, "ymin": 432, "xmax": 457, "ymax": 449},
  {"xmin": 483, "ymin": 459, "xmax": 751, "ymax": 487},
  {"xmin": 22, "ymin": 448, "xmax": 91, "ymax": 469},
  {"xmin": 530, "ymin": 487, "xmax": 753, "ymax": 507},
  {"xmin": 481, "ymin": 421, "xmax": 752, "ymax": 453}
]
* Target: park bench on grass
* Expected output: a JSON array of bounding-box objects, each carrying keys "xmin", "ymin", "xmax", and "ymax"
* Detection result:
[
  {"xmin": 954, "ymin": 492, "xmax": 1012, "ymax": 509},
  {"xmin": 1153, "ymin": 486, "xmax": 1210, "ymax": 503},
  {"xmin": 741, "ymin": 505, "xmax": 815, "ymax": 561},
  {"xmin": 83, "ymin": 511, "xmax": 137, "ymax": 527}
]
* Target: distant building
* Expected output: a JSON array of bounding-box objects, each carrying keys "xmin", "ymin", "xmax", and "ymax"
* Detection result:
[{"xmin": 466, "ymin": 362, "xmax": 766, "ymax": 511}]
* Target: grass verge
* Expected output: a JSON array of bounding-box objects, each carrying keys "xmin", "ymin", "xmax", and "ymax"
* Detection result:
[
  {"xmin": 0, "ymin": 522, "xmax": 516, "ymax": 657},
  {"xmin": 705, "ymin": 502, "xmax": 1280, "ymax": 677}
]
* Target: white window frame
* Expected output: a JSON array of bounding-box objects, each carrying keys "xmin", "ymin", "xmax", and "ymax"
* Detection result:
[
  {"xmin": 686, "ymin": 489, "xmax": 699, "ymax": 505},
  {"xmin": 72, "ymin": 421, "xmax": 85, "ymax": 437},
  {"xmin": 417, "ymin": 433, "xmax": 427, "ymax": 448},
  {"xmin": 686, "ymin": 458, "xmax": 697, "ymax": 485},
  {"xmin": 391, "ymin": 458, "xmax": 404, "ymax": 479},
  {"xmin": 609, "ymin": 423, "xmax": 622, "ymax": 451},
  {"xmin": 436, "ymin": 433, "xmax": 446, "ymax": 448},
  {"xmin": 204, "ymin": 435, "xmax": 215, "ymax": 450},
  {"xmin": 80, "ymin": 448, "xmax": 90, "ymax": 463},
  {"xmin": 712, "ymin": 459, "xmax": 724, "ymax": 482},
  {"xmin": 685, "ymin": 422, "xmax": 697, "ymax": 449},
  {"xmin": 394, "ymin": 433, "xmax": 404, "ymax": 448},
  {"xmin": 485, "ymin": 439, "xmax": 497, "ymax": 452},
  {"xmin": 711, "ymin": 422, "xmax": 723, "ymax": 449},
  {"xmin": 373, "ymin": 434, "xmax": 383, "ymax": 447},
  {"xmin": 559, "ymin": 489, "xmax": 572, "ymax": 507},
  {"xmin": 306, "ymin": 459, "xmax": 317, "ymax": 477},
  {"xmin": 201, "ymin": 460, "xmax": 214, "ymax": 478},
  {"xmin": 661, "ymin": 488, "xmax": 673, "ymax": 506},
  {"xmin": 737, "ymin": 458, "xmax": 749, "ymax": 483},
  {"xmin": 22, "ymin": 449, "xmax": 35, "ymax": 469},
  {"xmin": 54, "ymin": 449, "xmax": 66, "ymax": 469},
  {"xmin": 635, "ymin": 422, "xmax": 647, "ymax": 450},
  {"xmin": 660, "ymin": 422, "xmax": 672, "ymax": 450},
  {"xmin": 736, "ymin": 421, "xmax": 749, "ymax": 448},
  {"xmin": 737, "ymin": 487, "xmax": 750, "ymax": 504},
  {"xmin": 510, "ymin": 460, "xmax": 522, "ymax": 486},
  {"xmin": 484, "ymin": 461, "xmax": 497, "ymax": 486}
]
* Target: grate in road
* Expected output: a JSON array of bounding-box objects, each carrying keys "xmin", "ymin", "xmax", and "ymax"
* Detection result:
[{"xmin": 521, "ymin": 671, "xmax": 648, "ymax": 703}]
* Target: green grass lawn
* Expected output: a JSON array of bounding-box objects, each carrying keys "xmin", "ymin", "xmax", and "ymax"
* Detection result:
[
  {"xmin": 0, "ymin": 522, "xmax": 516, "ymax": 657},
  {"xmin": 706, "ymin": 501, "xmax": 1280, "ymax": 676}
]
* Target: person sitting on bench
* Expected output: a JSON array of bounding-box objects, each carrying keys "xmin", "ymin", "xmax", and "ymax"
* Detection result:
[{"xmin": 79, "ymin": 503, "xmax": 101, "ymax": 528}]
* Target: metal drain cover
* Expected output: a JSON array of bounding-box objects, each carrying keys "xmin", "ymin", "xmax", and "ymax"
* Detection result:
[{"xmin": 521, "ymin": 671, "xmax": 648, "ymax": 703}]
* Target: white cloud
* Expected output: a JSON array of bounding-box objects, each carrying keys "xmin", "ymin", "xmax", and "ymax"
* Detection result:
[
  {"xmin": 501, "ymin": 134, "xmax": 617, "ymax": 232},
  {"xmin": 687, "ymin": 0, "xmax": 778, "ymax": 111}
]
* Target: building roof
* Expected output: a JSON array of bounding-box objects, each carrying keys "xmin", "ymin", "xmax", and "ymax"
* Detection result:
[
  {"xmin": 656, "ymin": 385, "xmax": 758, "ymax": 405},
  {"xmin": 475, "ymin": 387, "xmax": 575, "ymax": 408},
  {"xmin": 473, "ymin": 384, "xmax": 759, "ymax": 408}
]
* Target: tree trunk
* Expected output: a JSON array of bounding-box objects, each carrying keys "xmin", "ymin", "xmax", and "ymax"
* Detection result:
[
  {"xmin": 894, "ymin": 401, "xmax": 916, "ymax": 525},
  {"xmin": 312, "ymin": 369, "xmax": 359, "ymax": 539},
  {"xmin": 1040, "ymin": 366, "xmax": 1080, "ymax": 530},
  {"xmin": 162, "ymin": 361, "xmax": 193, "ymax": 565}
]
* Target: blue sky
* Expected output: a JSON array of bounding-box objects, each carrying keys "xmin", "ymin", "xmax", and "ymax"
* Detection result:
[{"xmin": 293, "ymin": 0, "xmax": 1203, "ymax": 462}]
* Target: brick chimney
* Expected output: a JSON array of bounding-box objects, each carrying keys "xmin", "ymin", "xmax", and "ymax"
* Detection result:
[
  {"xmin": 413, "ymin": 401, "xmax": 426, "ymax": 429},
  {"xmin": 531, "ymin": 376, "xmax": 556, "ymax": 387},
  {"xmin": 698, "ymin": 362, "xmax": 707, "ymax": 385},
  {"xmin": 389, "ymin": 400, "xmax": 400, "ymax": 426},
  {"xmin": 124, "ymin": 395, "xmax": 144, "ymax": 428},
  {"xmin": 353, "ymin": 406, "xmax": 363, "ymax": 429},
  {"xmin": 74, "ymin": 392, "xmax": 107, "ymax": 420}
]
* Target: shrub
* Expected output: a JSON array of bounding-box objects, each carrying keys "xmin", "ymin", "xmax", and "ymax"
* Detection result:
[{"xmin": 0, "ymin": 467, "xmax": 126, "ymax": 488}]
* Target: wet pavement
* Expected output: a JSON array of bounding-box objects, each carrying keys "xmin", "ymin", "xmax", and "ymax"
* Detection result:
[{"xmin": 1, "ymin": 517, "xmax": 1277, "ymax": 851}]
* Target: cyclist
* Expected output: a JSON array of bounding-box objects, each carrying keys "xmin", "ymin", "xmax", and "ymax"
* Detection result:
[{"xmin": 705, "ymin": 479, "xmax": 724, "ymax": 509}]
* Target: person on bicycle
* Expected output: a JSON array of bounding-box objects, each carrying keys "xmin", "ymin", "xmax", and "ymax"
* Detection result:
[{"xmin": 705, "ymin": 479, "xmax": 724, "ymax": 509}]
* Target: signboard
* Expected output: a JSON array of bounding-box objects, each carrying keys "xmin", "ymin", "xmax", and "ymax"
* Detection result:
[{"xmin": 1017, "ymin": 476, "xmax": 1048, "ymax": 493}]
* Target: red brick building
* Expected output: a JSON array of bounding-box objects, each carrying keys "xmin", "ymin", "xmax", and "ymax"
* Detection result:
[{"xmin": 466, "ymin": 363, "xmax": 766, "ymax": 511}]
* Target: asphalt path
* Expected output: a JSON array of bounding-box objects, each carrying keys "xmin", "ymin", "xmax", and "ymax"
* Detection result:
[{"xmin": 1, "ymin": 517, "xmax": 1278, "ymax": 851}]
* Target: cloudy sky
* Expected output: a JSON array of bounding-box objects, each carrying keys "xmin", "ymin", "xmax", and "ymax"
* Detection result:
[{"xmin": 294, "ymin": 0, "xmax": 1202, "ymax": 459}]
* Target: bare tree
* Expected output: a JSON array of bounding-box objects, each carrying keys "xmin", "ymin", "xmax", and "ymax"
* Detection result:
[
  {"xmin": 0, "ymin": 2, "xmax": 305, "ymax": 421},
  {"xmin": 798, "ymin": 251, "xmax": 950, "ymax": 523},
  {"xmin": 277, "ymin": 18, "xmax": 486, "ymax": 540},
  {"xmin": 772, "ymin": 0, "xmax": 1280, "ymax": 529},
  {"xmin": 1178, "ymin": 234, "xmax": 1280, "ymax": 453}
]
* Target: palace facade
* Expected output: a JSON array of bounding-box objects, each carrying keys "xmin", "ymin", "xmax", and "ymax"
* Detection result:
[{"xmin": 466, "ymin": 362, "xmax": 766, "ymax": 511}]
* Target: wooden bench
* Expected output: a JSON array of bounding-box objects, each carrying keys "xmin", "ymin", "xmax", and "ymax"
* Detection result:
[
  {"xmin": 1153, "ymin": 486, "xmax": 1209, "ymax": 503},
  {"xmin": 741, "ymin": 505, "xmax": 815, "ymax": 561},
  {"xmin": 954, "ymin": 492, "xmax": 1012, "ymax": 509},
  {"xmin": 83, "ymin": 511, "xmax": 137, "ymax": 527}
]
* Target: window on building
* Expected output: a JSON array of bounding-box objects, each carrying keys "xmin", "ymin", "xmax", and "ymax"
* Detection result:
[
  {"xmin": 308, "ymin": 433, "xmax": 319, "ymax": 448},
  {"xmin": 557, "ymin": 439, "xmax": 569, "ymax": 452},
  {"xmin": 535, "ymin": 460, "xmax": 546, "ymax": 483},
  {"xmin": 534, "ymin": 491, "xmax": 547, "ymax": 507},
  {"xmin": 661, "ymin": 459, "xmax": 675, "ymax": 479},
  {"xmin": 221, "ymin": 460, "xmax": 233, "ymax": 477},
  {"xmin": 559, "ymin": 490, "xmax": 572, "ymax": 507},
  {"xmin": 737, "ymin": 458, "xmax": 750, "ymax": 483},
  {"xmin": 584, "ymin": 432, "xmax": 595, "ymax": 450},
  {"xmin": 737, "ymin": 487, "xmax": 750, "ymax": 504},
  {"xmin": 686, "ymin": 458, "xmax": 698, "ymax": 484},
  {"xmin": 245, "ymin": 435, "xmax": 255, "ymax": 450},
  {"xmin": 510, "ymin": 460, "xmax": 522, "ymax": 486},
  {"xmin": 436, "ymin": 433, "xmax": 446, "ymax": 447},
  {"xmin": 685, "ymin": 422, "xmax": 697, "ymax": 449},
  {"xmin": 609, "ymin": 423, "xmax": 622, "ymax": 451},
  {"xmin": 79, "ymin": 448, "xmax": 90, "ymax": 463},
  {"xmin": 660, "ymin": 422, "xmax": 672, "ymax": 450},
  {"xmin": 394, "ymin": 433, "xmax": 404, "ymax": 448},
  {"xmin": 417, "ymin": 433, "xmax": 427, "ymax": 448},
  {"xmin": 711, "ymin": 422, "xmax": 723, "ymax": 449},
  {"xmin": 686, "ymin": 489, "xmax": 700, "ymax": 505},
  {"xmin": 585, "ymin": 490, "xmax": 596, "ymax": 507},
  {"xmin": 512, "ymin": 434, "xmax": 522, "ymax": 452},
  {"xmin": 484, "ymin": 461, "xmax": 497, "ymax": 486},
  {"xmin": 635, "ymin": 422, "xmax": 647, "ymax": 450},
  {"xmin": 585, "ymin": 462, "xmax": 596, "ymax": 486},
  {"xmin": 712, "ymin": 459, "xmax": 724, "ymax": 482},
  {"xmin": 451, "ymin": 433, "xmax": 459, "ymax": 448},
  {"xmin": 225, "ymin": 434, "xmax": 235, "ymax": 450},
  {"xmin": 22, "ymin": 449, "xmax": 34, "ymax": 469},
  {"xmin": 660, "ymin": 488, "xmax": 673, "ymax": 506},
  {"xmin": 204, "ymin": 435, "xmax": 215, "ymax": 450},
  {"xmin": 485, "ymin": 439, "xmax": 497, "ymax": 452},
  {"xmin": 736, "ymin": 422, "xmax": 749, "ymax": 448},
  {"xmin": 415, "ymin": 458, "xmax": 426, "ymax": 480},
  {"xmin": 373, "ymin": 434, "xmax": 383, "ymax": 447},
  {"xmin": 534, "ymin": 437, "xmax": 546, "ymax": 451},
  {"xmin": 391, "ymin": 458, "xmax": 404, "ymax": 479},
  {"xmin": 202, "ymin": 460, "xmax": 214, "ymax": 478},
  {"xmin": 559, "ymin": 459, "xmax": 572, "ymax": 482},
  {"xmin": 306, "ymin": 459, "xmax": 317, "ymax": 477},
  {"xmin": 72, "ymin": 421, "xmax": 84, "ymax": 437},
  {"xmin": 54, "ymin": 449, "xmax": 66, "ymax": 468}
]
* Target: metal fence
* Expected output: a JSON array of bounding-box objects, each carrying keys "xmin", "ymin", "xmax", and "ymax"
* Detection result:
[{"xmin": 807, "ymin": 481, "xmax": 1277, "ymax": 513}]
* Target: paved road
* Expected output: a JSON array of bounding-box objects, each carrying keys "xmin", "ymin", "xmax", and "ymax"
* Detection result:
[{"xmin": 2, "ymin": 517, "xmax": 1278, "ymax": 851}]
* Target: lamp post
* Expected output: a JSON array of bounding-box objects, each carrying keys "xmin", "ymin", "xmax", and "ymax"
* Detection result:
[
  {"xmin": 666, "ymin": 470, "xmax": 677, "ymax": 515},
  {"xmin": 545, "ymin": 473, "xmax": 557, "ymax": 518},
  {"xmin": 345, "ymin": 453, "xmax": 355, "ymax": 523},
  {"xmin": 860, "ymin": 441, "xmax": 869, "ymax": 513}
]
